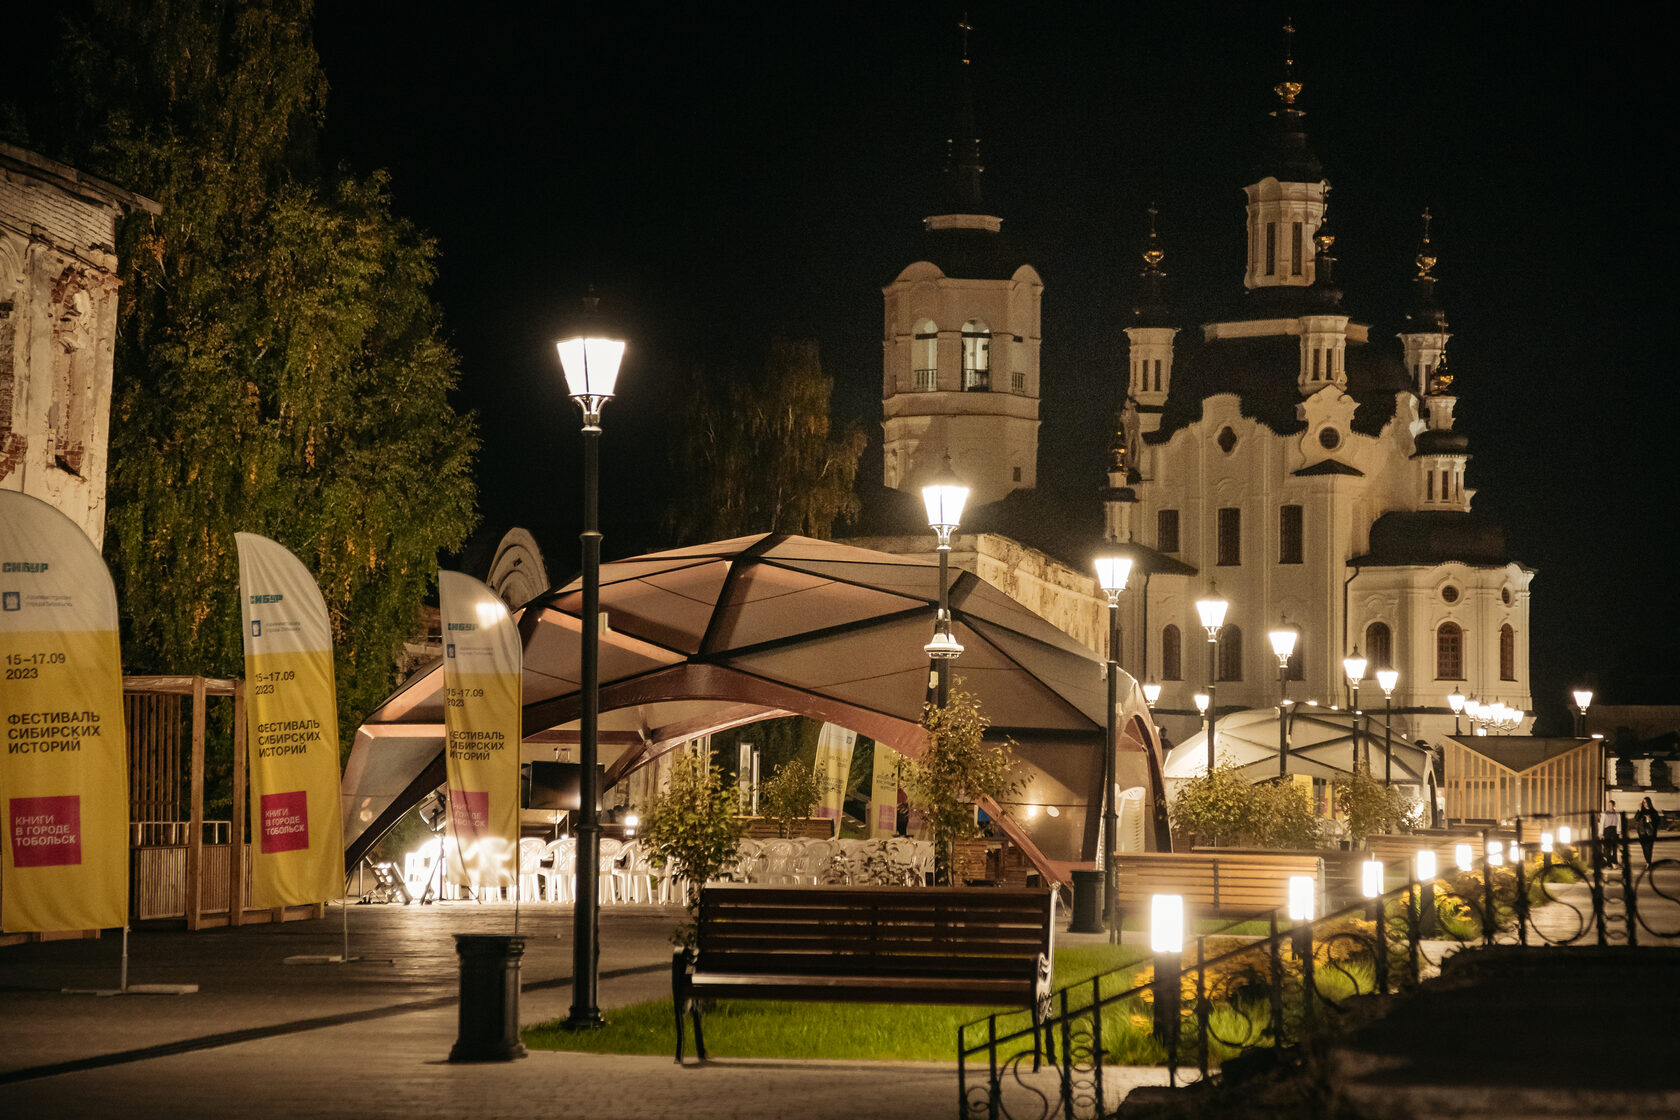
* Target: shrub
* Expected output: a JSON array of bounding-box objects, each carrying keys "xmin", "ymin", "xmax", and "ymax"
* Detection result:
[
  {"xmin": 903, "ymin": 684, "xmax": 1030, "ymax": 882},
  {"xmin": 761, "ymin": 759, "xmax": 821, "ymax": 837},
  {"xmin": 643, "ymin": 750, "xmax": 743, "ymax": 945},
  {"xmin": 1169, "ymin": 760, "xmax": 1319, "ymax": 849},
  {"xmin": 1331, "ymin": 761, "xmax": 1417, "ymax": 845}
]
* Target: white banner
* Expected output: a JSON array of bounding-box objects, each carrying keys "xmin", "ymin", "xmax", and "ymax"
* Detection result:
[{"xmin": 812, "ymin": 723, "xmax": 856, "ymax": 822}]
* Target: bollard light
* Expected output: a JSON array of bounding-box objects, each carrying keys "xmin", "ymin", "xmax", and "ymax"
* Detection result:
[
  {"xmin": 1361, "ymin": 859, "xmax": 1384, "ymax": 899},
  {"xmin": 1415, "ymin": 849, "xmax": 1437, "ymax": 882},
  {"xmin": 1508, "ymin": 841, "xmax": 1521, "ymax": 865},
  {"xmin": 1456, "ymin": 842, "xmax": 1473, "ymax": 871},
  {"xmin": 1487, "ymin": 841, "xmax": 1504, "ymax": 868},
  {"xmin": 1540, "ymin": 831, "xmax": 1553, "ymax": 854},
  {"xmin": 1288, "ymin": 875, "xmax": 1315, "ymax": 921},
  {"xmin": 1559, "ymin": 825, "xmax": 1573, "ymax": 846},
  {"xmin": 1151, "ymin": 894, "xmax": 1185, "ymax": 954}
]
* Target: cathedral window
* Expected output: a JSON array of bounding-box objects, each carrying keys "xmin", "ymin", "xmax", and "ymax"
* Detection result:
[
  {"xmin": 1291, "ymin": 221, "xmax": 1303, "ymax": 276},
  {"xmin": 913, "ymin": 319, "xmax": 938, "ymax": 391},
  {"xmin": 1427, "ymin": 471, "xmax": 1434, "ymax": 501},
  {"xmin": 1441, "ymin": 585, "xmax": 1459, "ymax": 604},
  {"xmin": 1279, "ymin": 505, "xmax": 1303, "ymax": 564},
  {"xmin": 1318, "ymin": 428, "xmax": 1340, "ymax": 450},
  {"xmin": 1217, "ymin": 625, "xmax": 1243, "ymax": 682},
  {"xmin": 1217, "ymin": 426, "xmax": 1237, "ymax": 454},
  {"xmin": 1162, "ymin": 625, "xmax": 1182, "ymax": 680},
  {"xmin": 1436, "ymin": 622, "xmax": 1464, "ymax": 680},
  {"xmin": 1365, "ymin": 622, "xmax": 1392, "ymax": 671},
  {"xmin": 1265, "ymin": 222, "xmax": 1277, "ymax": 276},
  {"xmin": 961, "ymin": 319, "xmax": 990, "ymax": 390},
  {"xmin": 1157, "ymin": 509, "xmax": 1180, "ymax": 553},
  {"xmin": 1153, "ymin": 358, "xmax": 1162, "ymax": 391},
  {"xmin": 1312, "ymin": 348, "xmax": 1320, "ymax": 380},
  {"xmin": 1011, "ymin": 371, "xmax": 1025, "ymax": 393},
  {"xmin": 1217, "ymin": 508, "xmax": 1241, "ymax": 566},
  {"xmin": 1012, "ymin": 466, "xmax": 1022, "ymax": 482},
  {"xmin": 1500, "ymin": 624, "xmax": 1516, "ymax": 681}
]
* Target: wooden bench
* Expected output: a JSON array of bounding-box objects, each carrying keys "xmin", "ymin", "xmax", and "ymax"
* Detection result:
[
  {"xmin": 1114, "ymin": 851, "xmax": 1324, "ymax": 919},
  {"xmin": 672, "ymin": 884, "xmax": 1056, "ymax": 1062}
]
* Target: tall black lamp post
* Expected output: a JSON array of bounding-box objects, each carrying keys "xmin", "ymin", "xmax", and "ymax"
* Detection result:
[
  {"xmin": 1194, "ymin": 591, "xmax": 1228, "ymax": 774},
  {"xmin": 921, "ymin": 455, "xmax": 969, "ymax": 707},
  {"xmin": 1376, "ymin": 668, "xmax": 1399, "ymax": 786},
  {"xmin": 1094, "ymin": 550, "xmax": 1134, "ymax": 937},
  {"xmin": 1342, "ymin": 647, "xmax": 1367, "ymax": 771},
  {"xmin": 1268, "ymin": 627, "xmax": 1297, "ymax": 780},
  {"xmin": 556, "ymin": 305, "xmax": 625, "ymax": 1030}
]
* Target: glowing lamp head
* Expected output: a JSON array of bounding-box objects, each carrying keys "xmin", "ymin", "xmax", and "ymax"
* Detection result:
[
  {"xmin": 921, "ymin": 454, "xmax": 969, "ymax": 539},
  {"xmin": 1150, "ymin": 894, "xmax": 1185, "ymax": 954},
  {"xmin": 1447, "ymin": 690, "xmax": 1466, "ymax": 714},
  {"xmin": 1376, "ymin": 668, "xmax": 1399, "ymax": 697},
  {"xmin": 1268, "ymin": 627, "xmax": 1298, "ymax": 664},
  {"xmin": 556, "ymin": 298, "xmax": 626, "ymax": 428},
  {"xmin": 1508, "ymin": 841, "xmax": 1521, "ymax": 864},
  {"xmin": 1142, "ymin": 681, "xmax": 1162, "ymax": 705},
  {"xmin": 1415, "ymin": 849, "xmax": 1437, "ymax": 882},
  {"xmin": 1540, "ymin": 831, "xmax": 1554, "ymax": 854},
  {"xmin": 1094, "ymin": 553, "xmax": 1133, "ymax": 600},
  {"xmin": 1361, "ymin": 859, "xmax": 1384, "ymax": 899},
  {"xmin": 1288, "ymin": 875, "xmax": 1315, "ymax": 921},
  {"xmin": 1193, "ymin": 692, "xmax": 1210, "ymax": 716},
  {"xmin": 1194, "ymin": 593, "xmax": 1228, "ymax": 636},
  {"xmin": 1572, "ymin": 688, "xmax": 1594, "ymax": 714},
  {"xmin": 1486, "ymin": 841, "xmax": 1504, "ymax": 867},
  {"xmin": 1455, "ymin": 842, "xmax": 1473, "ymax": 871},
  {"xmin": 1464, "ymin": 697, "xmax": 1482, "ymax": 720},
  {"xmin": 1559, "ymin": 825, "xmax": 1573, "ymax": 846},
  {"xmin": 1343, "ymin": 649, "xmax": 1368, "ymax": 686}
]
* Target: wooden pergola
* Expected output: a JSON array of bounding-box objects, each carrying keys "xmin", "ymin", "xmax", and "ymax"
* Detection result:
[{"xmin": 1440, "ymin": 735, "xmax": 1605, "ymax": 822}]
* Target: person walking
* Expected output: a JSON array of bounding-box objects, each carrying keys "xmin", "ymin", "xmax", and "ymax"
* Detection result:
[
  {"xmin": 1601, "ymin": 802, "xmax": 1621, "ymax": 868},
  {"xmin": 1634, "ymin": 797, "xmax": 1661, "ymax": 865}
]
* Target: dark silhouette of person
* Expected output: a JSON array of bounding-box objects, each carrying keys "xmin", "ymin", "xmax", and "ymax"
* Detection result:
[
  {"xmin": 1634, "ymin": 797, "xmax": 1661, "ymax": 865},
  {"xmin": 1601, "ymin": 802, "xmax": 1621, "ymax": 868}
]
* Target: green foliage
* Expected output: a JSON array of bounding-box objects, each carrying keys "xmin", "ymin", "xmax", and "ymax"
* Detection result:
[
  {"xmin": 664, "ymin": 339, "xmax": 866, "ymax": 543},
  {"xmin": 56, "ymin": 1, "xmax": 476, "ymax": 764},
  {"xmin": 761, "ymin": 760, "xmax": 820, "ymax": 837},
  {"xmin": 643, "ymin": 751, "xmax": 742, "ymax": 945},
  {"xmin": 903, "ymin": 684, "xmax": 1030, "ymax": 879},
  {"xmin": 1332, "ymin": 761, "xmax": 1417, "ymax": 845},
  {"xmin": 1169, "ymin": 761, "xmax": 1320, "ymax": 849}
]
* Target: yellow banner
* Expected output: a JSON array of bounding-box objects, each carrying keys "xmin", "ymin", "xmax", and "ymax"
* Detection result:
[
  {"xmin": 0, "ymin": 492, "xmax": 128, "ymax": 933},
  {"xmin": 812, "ymin": 722, "xmax": 856, "ymax": 823},
  {"xmin": 869, "ymin": 741, "xmax": 902, "ymax": 839},
  {"xmin": 438, "ymin": 572, "xmax": 521, "ymax": 892},
  {"xmin": 237, "ymin": 534, "xmax": 344, "ymax": 909}
]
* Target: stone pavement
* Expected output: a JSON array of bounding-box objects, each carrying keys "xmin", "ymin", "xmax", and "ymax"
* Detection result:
[{"xmin": 0, "ymin": 899, "xmax": 1168, "ymax": 1119}]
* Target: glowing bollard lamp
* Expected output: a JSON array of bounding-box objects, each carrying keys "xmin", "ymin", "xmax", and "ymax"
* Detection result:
[
  {"xmin": 1361, "ymin": 859, "xmax": 1389, "ymax": 992},
  {"xmin": 1288, "ymin": 874, "xmax": 1316, "ymax": 1032},
  {"xmin": 1415, "ymin": 848, "xmax": 1439, "ymax": 938},
  {"xmin": 1150, "ymin": 894, "xmax": 1184, "ymax": 1083}
]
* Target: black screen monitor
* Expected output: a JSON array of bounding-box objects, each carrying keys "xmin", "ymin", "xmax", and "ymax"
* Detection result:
[{"xmin": 523, "ymin": 761, "xmax": 604, "ymax": 811}]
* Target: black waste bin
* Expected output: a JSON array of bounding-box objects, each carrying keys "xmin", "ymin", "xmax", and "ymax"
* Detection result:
[
  {"xmin": 1068, "ymin": 868, "xmax": 1105, "ymax": 933},
  {"xmin": 449, "ymin": 933, "xmax": 528, "ymax": 1062}
]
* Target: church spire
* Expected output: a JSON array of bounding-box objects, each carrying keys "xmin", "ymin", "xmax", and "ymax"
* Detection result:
[
  {"xmin": 1399, "ymin": 208, "xmax": 1454, "ymax": 403},
  {"xmin": 941, "ymin": 12, "xmax": 986, "ymax": 214},
  {"xmin": 1132, "ymin": 205, "xmax": 1174, "ymax": 328},
  {"xmin": 1406, "ymin": 208, "xmax": 1449, "ymax": 332},
  {"xmin": 1255, "ymin": 17, "xmax": 1323, "ymax": 183}
]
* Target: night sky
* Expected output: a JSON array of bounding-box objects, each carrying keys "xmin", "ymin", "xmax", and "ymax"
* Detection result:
[{"xmin": 12, "ymin": 4, "xmax": 1676, "ymax": 732}]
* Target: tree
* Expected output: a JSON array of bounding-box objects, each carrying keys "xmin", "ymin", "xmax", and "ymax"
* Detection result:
[
  {"xmin": 53, "ymin": 2, "xmax": 476, "ymax": 766},
  {"xmin": 1170, "ymin": 760, "xmax": 1320, "ymax": 849},
  {"xmin": 1332, "ymin": 762, "xmax": 1418, "ymax": 846},
  {"xmin": 902, "ymin": 684, "xmax": 1030, "ymax": 882},
  {"xmin": 643, "ymin": 751, "xmax": 743, "ymax": 945},
  {"xmin": 665, "ymin": 339, "xmax": 866, "ymax": 543},
  {"xmin": 761, "ymin": 759, "xmax": 820, "ymax": 837}
]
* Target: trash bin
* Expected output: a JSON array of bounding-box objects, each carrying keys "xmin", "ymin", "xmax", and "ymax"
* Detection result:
[
  {"xmin": 1068, "ymin": 868, "xmax": 1105, "ymax": 934},
  {"xmin": 448, "ymin": 933, "xmax": 528, "ymax": 1062}
]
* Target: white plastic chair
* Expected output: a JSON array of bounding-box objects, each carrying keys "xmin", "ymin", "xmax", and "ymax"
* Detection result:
[
  {"xmin": 615, "ymin": 840, "xmax": 658, "ymax": 903},
  {"xmin": 539, "ymin": 837, "xmax": 573, "ymax": 902},
  {"xmin": 1117, "ymin": 786, "xmax": 1148, "ymax": 853},
  {"xmin": 513, "ymin": 837, "xmax": 545, "ymax": 903},
  {"xmin": 759, "ymin": 839, "xmax": 798, "ymax": 884},
  {"xmin": 597, "ymin": 838, "xmax": 625, "ymax": 903},
  {"xmin": 404, "ymin": 837, "xmax": 441, "ymax": 896},
  {"xmin": 732, "ymin": 838, "xmax": 764, "ymax": 883}
]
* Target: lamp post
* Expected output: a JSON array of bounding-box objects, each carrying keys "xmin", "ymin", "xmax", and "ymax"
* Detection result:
[
  {"xmin": 1342, "ymin": 647, "xmax": 1367, "ymax": 770},
  {"xmin": 922, "ymin": 455, "xmax": 969, "ymax": 707},
  {"xmin": 1572, "ymin": 688, "xmax": 1594, "ymax": 739},
  {"xmin": 1268, "ymin": 628, "xmax": 1297, "ymax": 780},
  {"xmin": 556, "ymin": 304, "xmax": 626, "ymax": 1030},
  {"xmin": 1142, "ymin": 681, "xmax": 1162, "ymax": 706},
  {"xmin": 1094, "ymin": 552, "xmax": 1133, "ymax": 939},
  {"xmin": 1376, "ymin": 668, "xmax": 1399, "ymax": 786},
  {"xmin": 1194, "ymin": 591, "xmax": 1228, "ymax": 775},
  {"xmin": 1447, "ymin": 690, "xmax": 1465, "ymax": 736}
]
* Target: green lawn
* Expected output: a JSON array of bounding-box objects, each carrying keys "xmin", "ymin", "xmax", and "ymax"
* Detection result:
[{"xmin": 523, "ymin": 944, "xmax": 1148, "ymax": 1061}]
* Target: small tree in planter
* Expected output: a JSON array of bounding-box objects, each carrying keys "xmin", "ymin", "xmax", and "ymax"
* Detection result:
[
  {"xmin": 903, "ymin": 684, "xmax": 1030, "ymax": 884},
  {"xmin": 1332, "ymin": 760, "xmax": 1417, "ymax": 846},
  {"xmin": 761, "ymin": 759, "xmax": 821, "ymax": 837},
  {"xmin": 643, "ymin": 750, "xmax": 743, "ymax": 946}
]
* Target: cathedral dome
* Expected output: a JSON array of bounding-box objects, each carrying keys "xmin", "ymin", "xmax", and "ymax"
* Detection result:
[{"xmin": 1357, "ymin": 511, "xmax": 1517, "ymax": 568}]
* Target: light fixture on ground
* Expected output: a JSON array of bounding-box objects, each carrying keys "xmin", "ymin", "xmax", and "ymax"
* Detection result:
[
  {"xmin": 1094, "ymin": 550, "xmax": 1134, "ymax": 941},
  {"xmin": 1376, "ymin": 668, "xmax": 1399, "ymax": 786},
  {"xmin": 921, "ymin": 454, "xmax": 969, "ymax": 707},
  {"xmin": 1268, "ymin": 627, "xmax": 1298, "ymax": 780},
  {"xmin": 1414, "ymin": 848, "xmax": 1438, "ymax": 937},
  {"xmin": 555, "ymin": 297, "xmax": 625, "ymax": 1031},
  {"xmin": 1361, "ymin": 857, "xmax": 1389, "ymax": 989},
  {"xmin": 1194, "ymin": 591, "xmax": 1228, "ymax": 775},
  {"xmin": 1286, "ymin": 874, "xmax": 1316, "ymax": 1031},
  {"xmin": 1455, "ymin": 842, "xmax": 1473, "ymax": 871},
  {"xmin": 1149, "ymin": 894, "xmax": 1184, "ymax": 1057},
  {"xmin": 1342, "ymin": 647, "xmax": 1367, "ymax": 769},
  {"xmin": 1572, "ymin": 688, "xmax": 1594, "ymax": 738}
]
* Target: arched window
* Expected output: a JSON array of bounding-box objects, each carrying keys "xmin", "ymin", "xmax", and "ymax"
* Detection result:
[
  {"xmin": 1500, "ymin": 624, "xmax": 1516, "ymax": 681},
  {"xmin": 961, "ymin": 318, "xmax": 990, "ymax": 390},
  {"xmin": 1161, "ymin": 625, "xmax": 1182, "ymax": 681},
  {"xmin": 1436, "ymin": 622, "xmax": 1464, "ymax": 680},
  {"xmin": 912, "ymin": 319, "xmax": 938, "ymax": 392},
  {"xmin": 1217, "ymin": 624, "xmax": 1243, "ymax": 682},
  {"xmin": 1365, "ymin": 622, "xmax": 1392, "ymax": 672}
]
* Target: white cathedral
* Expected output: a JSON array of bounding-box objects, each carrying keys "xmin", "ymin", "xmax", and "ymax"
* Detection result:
[{"xmin": 866, "ymin": 37, "xmax": 1533, "ymax": 768}]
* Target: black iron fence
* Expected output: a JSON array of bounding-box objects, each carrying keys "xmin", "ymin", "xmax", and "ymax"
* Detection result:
[{"xmin": 958, "ymin": 809, "xmax": 1680, "ymax": 1120}]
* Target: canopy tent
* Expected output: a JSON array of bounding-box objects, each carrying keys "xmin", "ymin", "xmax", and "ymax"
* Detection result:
[
  {"xmin": 1164, "ymin": 704, "xmax": 1437, "ymax": 809},
  {"xmin": 343, "ymin": 534, "xmax": 1168, "ymax": 881}
]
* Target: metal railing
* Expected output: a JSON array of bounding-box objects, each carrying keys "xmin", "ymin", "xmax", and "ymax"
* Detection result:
[
  {"xmin": 913, "ymin": 368, "xmax": 938, "ymax": 391},
  {"xmin": 958, "ymin": 808, "xmax": 1680, "ymax": 1119}
]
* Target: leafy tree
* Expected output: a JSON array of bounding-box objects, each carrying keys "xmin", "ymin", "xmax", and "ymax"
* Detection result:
[
  {"xmin": 761, "ymin": 759, "xmax": 820, "ymax": 837},
  {"xmin": 53, "ymin": 1, "xmax": 476, "ymax": 765},
  {"xmin": 1332, "ymin": 761, "xmax": 1418, "ymax": 845},
  {"xmin": 665, "ymin": 339, "xmax": 866, "ymax": 543},
  {"xmin": 903, "ymin": 684, "xmax": 1030, "ymax": 882},
  {"xmin": 1170, "ymin": 760, "xmax": 1320, "ymax": 849},
  {"xmin": 643, "ymin": 751, "xmax": 743, "ymax": 945}
]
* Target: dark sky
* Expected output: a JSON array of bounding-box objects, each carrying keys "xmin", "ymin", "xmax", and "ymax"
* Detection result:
[{"xmin": 13, "ymin": 4, "xmax": 1677, "ymax": 732}]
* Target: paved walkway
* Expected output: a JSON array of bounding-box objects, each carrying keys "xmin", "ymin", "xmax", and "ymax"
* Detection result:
[{"xmin": 0, "ymin": 900, "xmax": 1167, "ymax": 1119}]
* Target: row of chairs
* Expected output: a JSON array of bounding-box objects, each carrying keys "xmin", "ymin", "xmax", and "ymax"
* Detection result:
[
  {"xmin": 728, "ymin": 836, "xmax": 935, "ymax": 886},
  {"xmin": 401, "ymin": 836, "xmax": 678, "ymax": 905}
]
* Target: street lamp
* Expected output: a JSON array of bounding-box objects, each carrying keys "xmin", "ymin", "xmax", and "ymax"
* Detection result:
[
  {"xmin": 1376, "ymin": 668, "xmax": 1399, "ymax": 786},
  {"xmin": 1571, "ymin": 688, "xmax": 1593, "ymax": 739},
  {"xmin": 1142, "ymin": 681, "xmax": 1162, "ymax": 706},
  {"xmin": 1094, "ymin": 551, "xmax": 1133, "ymax": 938},
  {"xmin": 1194, "ymin": 591, "xmax": 1228, "ymax": 775},
  {"xmin": 1447, "ymin": 690, "xmax": 1465, "ymax": 735},
  {"xmin": 922, "ymin": 454, "xmax": 969, "ymax": 707},
  {"xmin": 555, "ymin": 300, "xmax": 626, "ymax": 1030},
  {"xmin": 1343, "ymin": 647, "xmax": 1367, "ymax": 770},
  {"xmin": 1268, "ymin": 627, "xmax": 1298, "ymax": 780}
]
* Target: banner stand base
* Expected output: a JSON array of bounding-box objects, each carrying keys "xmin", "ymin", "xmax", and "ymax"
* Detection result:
[
  {"xmin": 283, "ymin": 954, "xmax": 359, "ymax": 965},
  {"xmin": 63, "ymin": 984, "xmax": 199, "ymax": 996}
]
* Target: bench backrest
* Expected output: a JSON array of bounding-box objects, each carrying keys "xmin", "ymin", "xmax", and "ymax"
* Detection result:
[
  {"xmin": 1114, "ymin": 852, "xmax": 1323, "ymax": 914},
  {"xmin": 695, "ymin": 885, "xmax": 1054, "ymax": 980}
]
